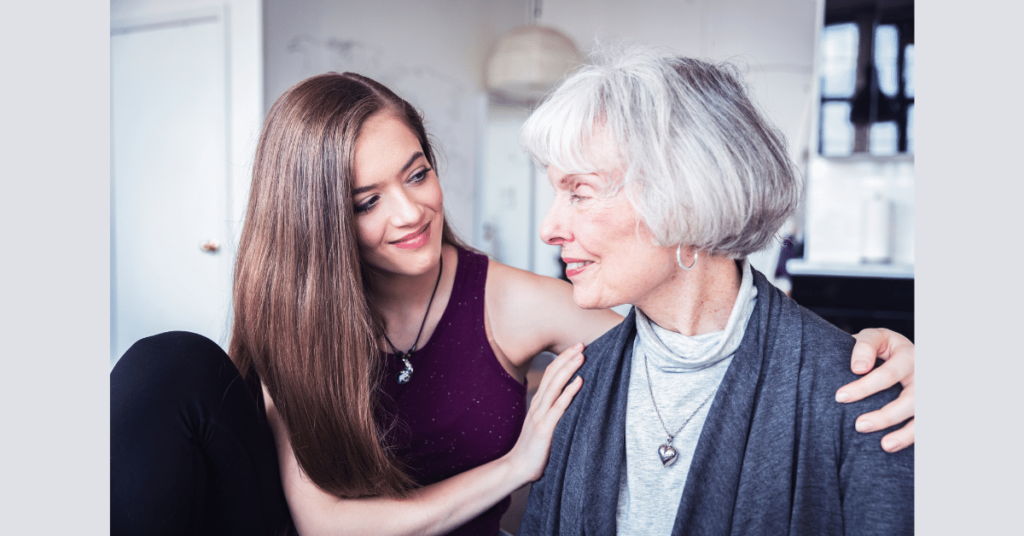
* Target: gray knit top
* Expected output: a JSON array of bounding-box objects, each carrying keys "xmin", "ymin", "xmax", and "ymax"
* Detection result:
[{"xmin": 615, "ymin": 260, "xmax": 756, "ymax": 534}]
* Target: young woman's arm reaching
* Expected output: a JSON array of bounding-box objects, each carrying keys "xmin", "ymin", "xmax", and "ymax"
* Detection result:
[{"xmin": 266, "ymin": 343, "xmax": 586, "ymax": 536}]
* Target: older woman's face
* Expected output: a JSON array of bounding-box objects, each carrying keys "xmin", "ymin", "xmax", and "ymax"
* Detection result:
[{"xmin": 539, "ymin": 133, "xmax": 676, "ymax": 311}]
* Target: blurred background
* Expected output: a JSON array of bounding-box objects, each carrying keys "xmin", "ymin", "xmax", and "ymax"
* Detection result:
[
  {"xmin": 110, "ymin": 0, "xmax": 915, "ymax": 363},
  {"xmin": 110, "ymin": 0, "xmax": 912, "ymax": 530}
]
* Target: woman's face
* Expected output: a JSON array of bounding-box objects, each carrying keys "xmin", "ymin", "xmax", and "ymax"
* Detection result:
[
  {"xmin": 539, "ymin": 130, "xmax": 677, "ymax": 311},
  {"xmin": 351, "ymin": 112, "xmax": 444, "ymax": 277}
]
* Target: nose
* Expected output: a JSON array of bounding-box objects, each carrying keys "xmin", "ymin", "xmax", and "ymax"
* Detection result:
[
  {"xmin": 540, "ymin": 195, "xmax": 571, "ymax": 246},
  {"xmin": 390, "ymin": 188, "xmax": 425, "ymax": 227}
]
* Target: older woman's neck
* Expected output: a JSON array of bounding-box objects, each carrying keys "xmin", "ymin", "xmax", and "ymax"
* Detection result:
[{"xmin": 638, "ymin": 254, "xmax": 742, "ymax": 337}]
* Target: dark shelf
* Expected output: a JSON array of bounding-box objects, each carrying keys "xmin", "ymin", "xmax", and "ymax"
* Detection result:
[{"xmin": 790, "ymin": 273, "xmax": 914, "ymax": 342}]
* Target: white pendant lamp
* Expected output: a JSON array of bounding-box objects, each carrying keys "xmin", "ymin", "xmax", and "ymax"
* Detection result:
[{"xmin": 484, "ymin": 1, "xmax": 580, "ymax": 104}]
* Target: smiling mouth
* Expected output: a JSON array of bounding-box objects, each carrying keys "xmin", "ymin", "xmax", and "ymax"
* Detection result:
[
  {"xmin": 391, "ymin": 223, "xmax": 431, "ymax": 249},
  {"xmin": 564, "ymin": 259, "xmax": 594, "ymax": 278}
]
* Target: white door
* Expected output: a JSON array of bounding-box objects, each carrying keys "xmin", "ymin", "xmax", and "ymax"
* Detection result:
[{"xmin": 111, "ymin": 12, "xmax": 232, "ymax": 366}]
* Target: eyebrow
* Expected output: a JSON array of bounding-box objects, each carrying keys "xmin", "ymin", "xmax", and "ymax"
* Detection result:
[
  {"xmin": 556, "ymin": 174, "xmax": 579, "ymax": 189},
  {"xmin": 352, "ymin": 151, "xmax": 425, "ymax": 195}
]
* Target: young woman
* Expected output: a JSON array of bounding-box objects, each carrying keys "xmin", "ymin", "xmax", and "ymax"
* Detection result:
[{"xmin": 110, "ymin": 72, "xmax": 917, "ymax": 536}]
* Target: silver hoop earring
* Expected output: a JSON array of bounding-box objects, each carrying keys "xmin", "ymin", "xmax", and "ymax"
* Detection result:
[{"xmin": 676, "ymin": 245, "xmax": 697, "ymax": 270}]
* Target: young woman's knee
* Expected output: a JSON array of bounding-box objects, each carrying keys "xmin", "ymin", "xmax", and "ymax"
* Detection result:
[{"xmin": 111, "ymin": 331, "xmax": 242, "ymax": 411}]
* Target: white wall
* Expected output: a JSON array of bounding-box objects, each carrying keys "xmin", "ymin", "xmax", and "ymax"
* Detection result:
[
  {"xmin": 263, "ymin": 0, "xmax": 529, "ymax": 242},
  {"xmin": 112, "ymin": 0, "xmax": 263, "ymax": 233},
  {"xmin": 544, "ymin": 0, "xmax": 821, "ymax": 169},
  {"xmin": 479, "ymin": 103, "xmax": 535, "ymax": 269}
]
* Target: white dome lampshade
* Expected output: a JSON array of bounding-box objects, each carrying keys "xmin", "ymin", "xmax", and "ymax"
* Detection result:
[{"xmin": 485, "ymin": 25, "xmax": 580, "ymax": 104}]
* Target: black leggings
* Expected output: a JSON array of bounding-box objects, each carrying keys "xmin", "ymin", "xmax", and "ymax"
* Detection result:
[{"xmin": 110, "ymin": 331, "xmax": 293, "ymax": 536}]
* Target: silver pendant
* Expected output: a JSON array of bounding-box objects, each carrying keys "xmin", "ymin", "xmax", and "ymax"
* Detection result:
[
  {"xmin": 658, "ymin": 443, "xmax": 678, "ymax": 467},
  {"xmin": 397, "ymin": 357, "xmax": 414, "ymax": 384}
]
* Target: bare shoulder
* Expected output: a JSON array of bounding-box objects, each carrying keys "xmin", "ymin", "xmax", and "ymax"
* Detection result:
[
  {"xmin": 484, "ymin": 258, "xmax": 623, "ymax": 361},
  {"xmin": 486, "ymin": 258, "xmax": 571, "ymax": 302},
  {"xmin": 485, "ymin": 259, "xmax": 606, "ymax": 325}
]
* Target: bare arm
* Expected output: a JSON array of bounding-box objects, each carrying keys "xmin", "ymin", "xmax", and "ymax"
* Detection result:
[
  {"xmin": 266, "ymin": 343, "xmax": 586, "ymax": 536},
  {"xmin": 486, "ymin": 260, "xmax": 623, "ymax": 368},
  {"xmin": 835, "ymin": 328, "xmax": 915, "ymax": 452}
]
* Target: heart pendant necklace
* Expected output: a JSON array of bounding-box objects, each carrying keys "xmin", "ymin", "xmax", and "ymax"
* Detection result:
[
  {"xmin": 658, "ymin": 442, "xmax": 678, "ymax": 467},
  {"xmin": 382, "ymin": 254, "xmax": 443, "ymax": 385},
  {"xmin": 643, "ymin": 350, "xmax": 718, "ymax": 468}
]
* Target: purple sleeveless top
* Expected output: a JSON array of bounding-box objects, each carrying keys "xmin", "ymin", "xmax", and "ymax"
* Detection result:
[{"xmin": 379, "ymin": 247, "xmax": 527, "ymax": 536}]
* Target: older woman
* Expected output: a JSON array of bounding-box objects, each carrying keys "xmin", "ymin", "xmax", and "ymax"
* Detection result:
[{"xmin": 518, "ymin": 48, "xmax": 913, "ymax": 534}]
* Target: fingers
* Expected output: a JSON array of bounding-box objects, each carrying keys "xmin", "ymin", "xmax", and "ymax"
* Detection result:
[
  {"xmin": 838, "ymin": 331, "xmax": 915, "ymax": 403},
  {"xmin": 852, "ymin": 382, "xmax": 914, "ymax": 437},
  {"xmin": 835, "ymin": 354, "xmax": 911, "ymax": 403},
  {"xmin": 850, "ymin": 328, "xmax": 915, "ymax": 376},
  {"xmin": 883, "ymin": 332, "xmax": 915, "ymax": 388},
  {"xmin": 841, "ymin": 331, "xmax": 917, "ymax": 452},
  {"xmin": 511, "ymin": 345, "xmax": 585, "ymax": 482},
  {"xmin": 849, "ymin": 329, "xmax": 888, "ymax": 374},
  {"xmin": 533, "ymin": 343, "xmax": 585, "ymax": 412},
  {"xmin": 880, "ymin": 418, "xmax": 915, "ymax": 453},
  {"xmin": 544, "ymin": 376, "xmax": 583, "ymax": 429}
]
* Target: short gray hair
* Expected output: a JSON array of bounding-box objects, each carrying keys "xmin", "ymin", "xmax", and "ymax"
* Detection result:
[{"xmin": 520, "ymin": 46, "xmax": 801, "ymax": 258}]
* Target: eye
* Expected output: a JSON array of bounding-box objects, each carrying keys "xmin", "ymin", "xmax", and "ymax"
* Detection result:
[
  {"xmin": 354, "ymin": 195, "xmax": 379, "ymax": 214},
  {"xmin": 408, "ymin": 166, "xmax": 432, "ymax": 184},
  {"xmin": 569, "ymin": 182, "xmax": 592, "ymax": 204}
]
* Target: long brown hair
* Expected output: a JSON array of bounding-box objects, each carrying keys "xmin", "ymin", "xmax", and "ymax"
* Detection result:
[{"xmin": 229, "ymin": 72, "xmax": 461, "ymax": 498}]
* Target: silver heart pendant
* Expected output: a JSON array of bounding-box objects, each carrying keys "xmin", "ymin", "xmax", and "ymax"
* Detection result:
[{"xmin": 658, "ymin": 444, "xmax": 678, "ymax": 467}]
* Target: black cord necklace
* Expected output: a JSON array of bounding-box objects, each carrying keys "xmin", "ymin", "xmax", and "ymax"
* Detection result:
[{"xmin": 382, "ymin": 253, "xmax": 443, "ymax": 384}]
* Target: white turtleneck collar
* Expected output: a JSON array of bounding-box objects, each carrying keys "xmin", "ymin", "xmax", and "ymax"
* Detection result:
[{"xmin": 634, "ymin": 258, "xmax": 758, "ymax": 373}]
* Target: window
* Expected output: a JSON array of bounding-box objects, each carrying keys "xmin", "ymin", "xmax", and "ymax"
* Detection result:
[{"xmin": 818, "ymin": 1, "xmax": 914, "ymax": 157}]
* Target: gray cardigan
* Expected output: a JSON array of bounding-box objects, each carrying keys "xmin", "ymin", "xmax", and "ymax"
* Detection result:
[{"xmin": 519, "ymin": 269, "xmax": 913, "ymax": 535}]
